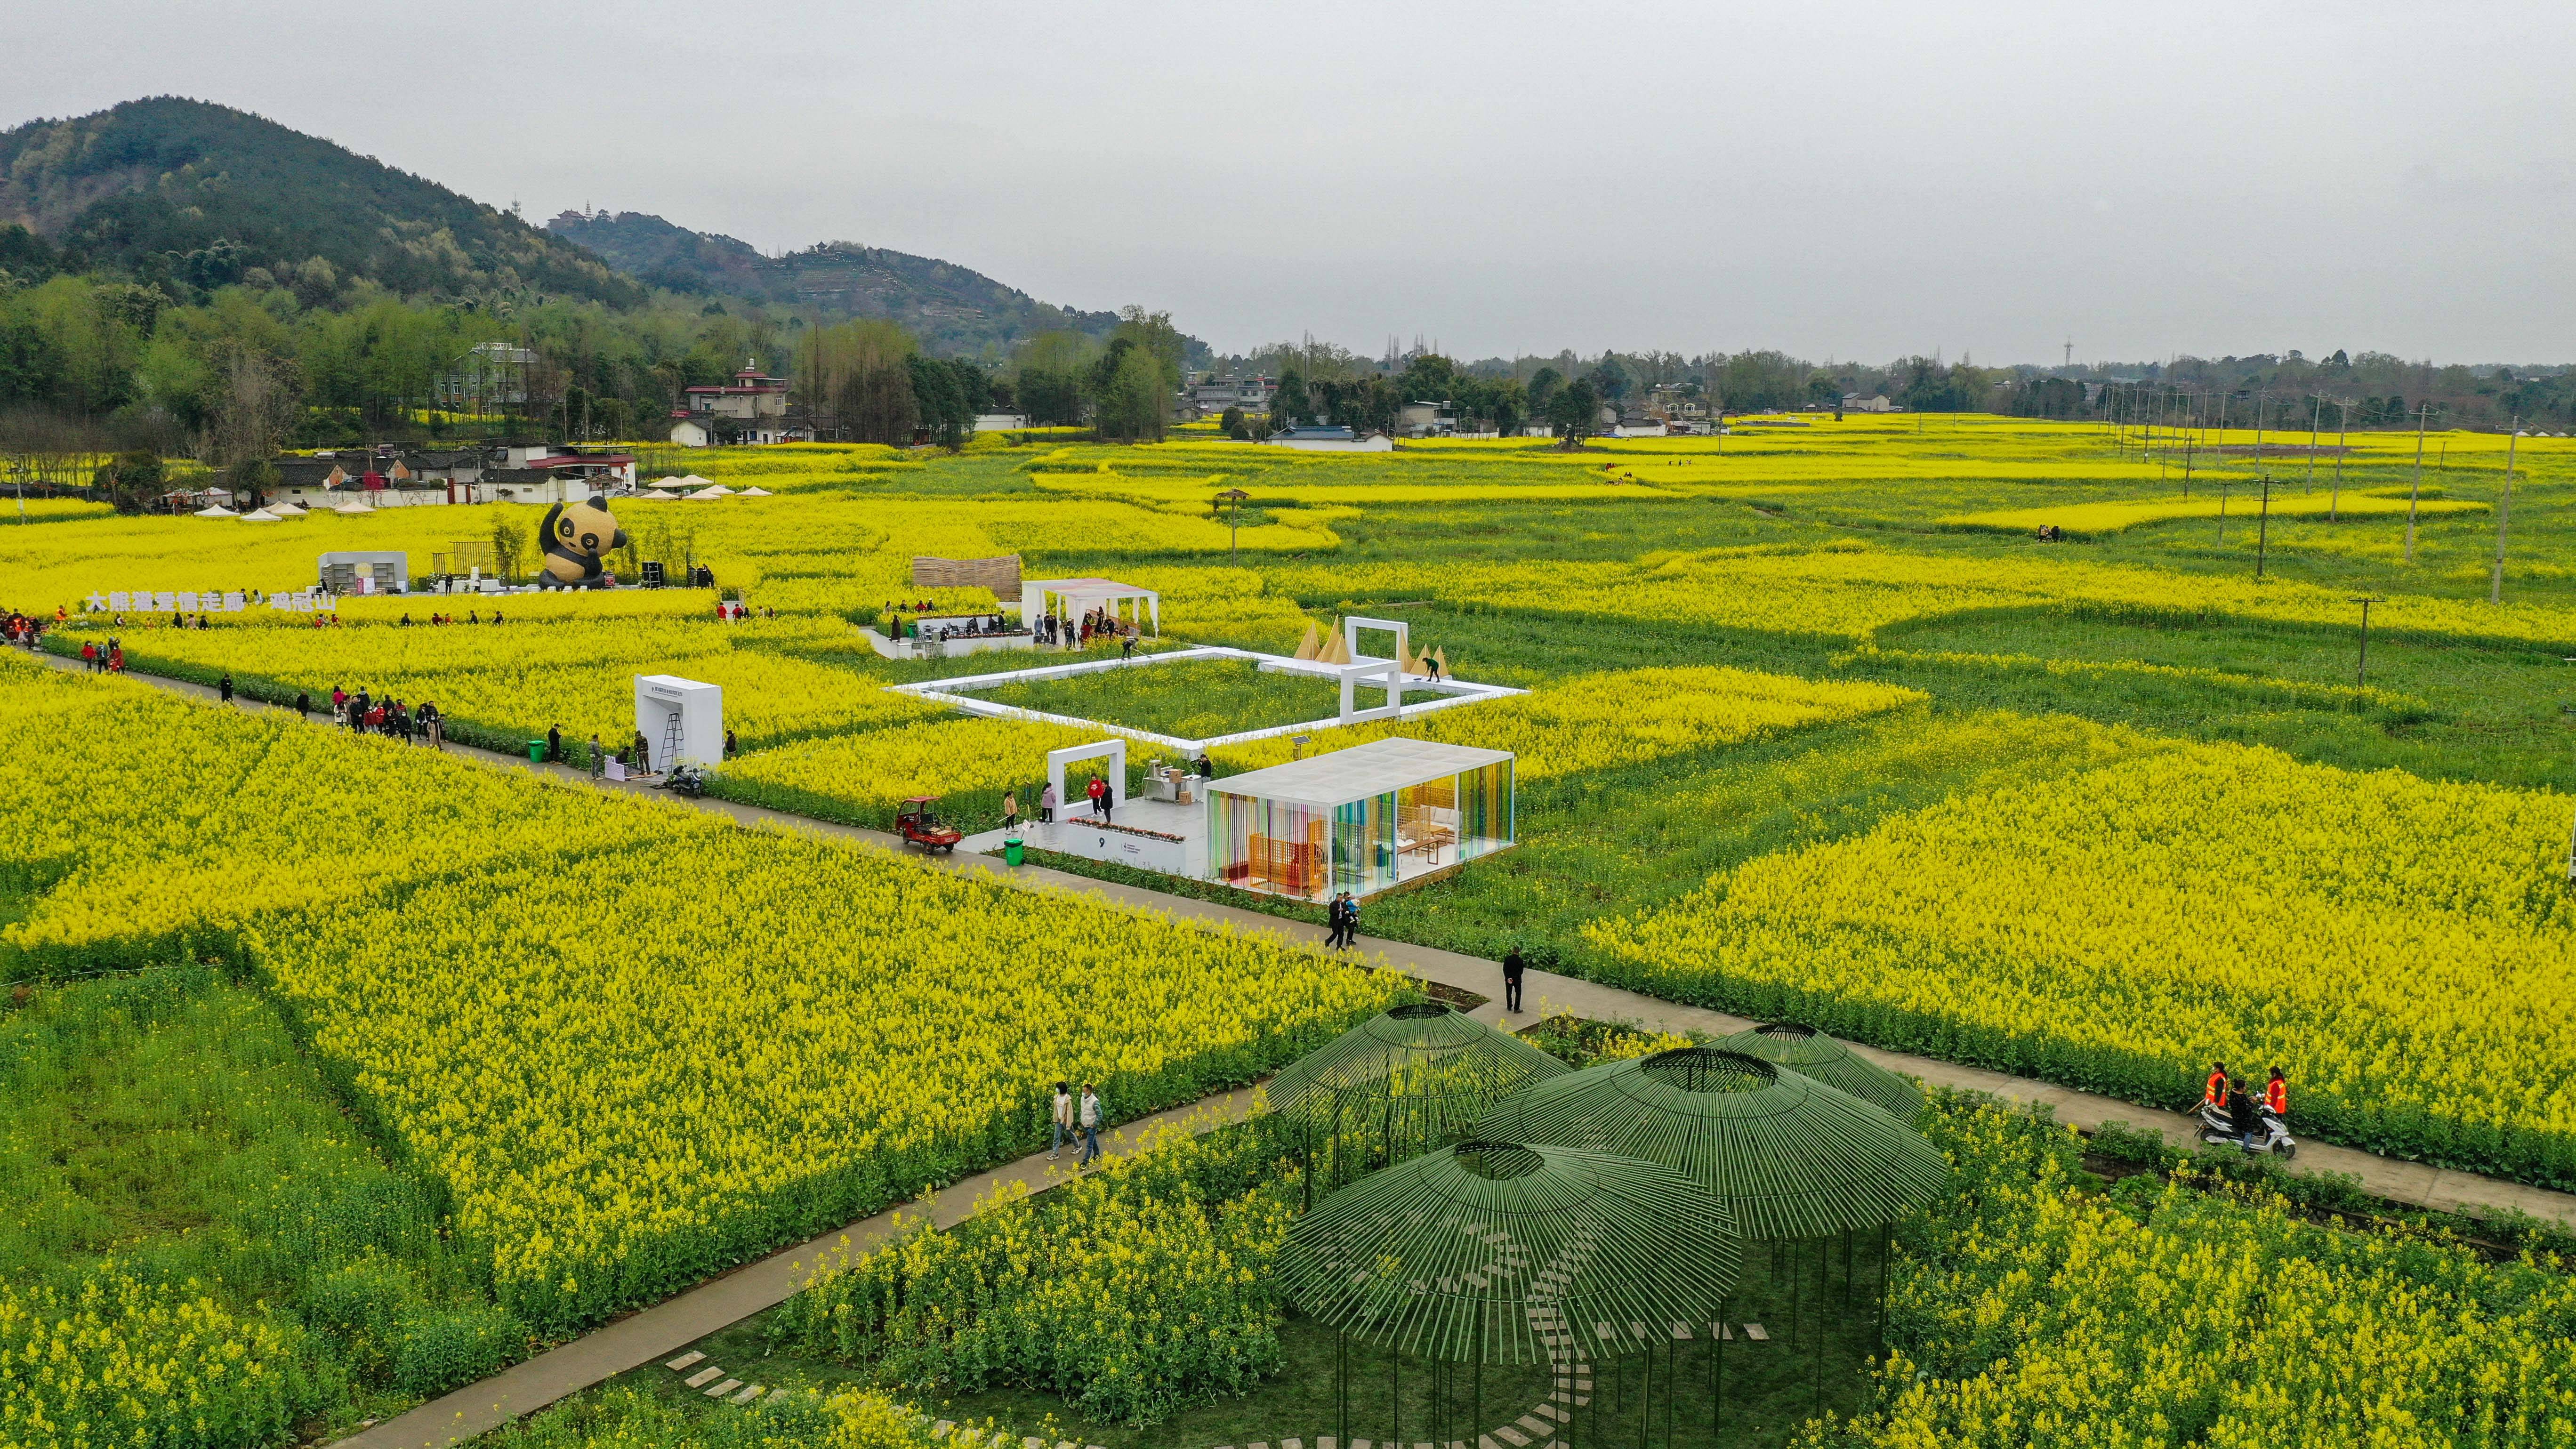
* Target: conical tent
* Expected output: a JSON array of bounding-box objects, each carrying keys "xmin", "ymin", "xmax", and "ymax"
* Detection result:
[
  {"xmin": 1270, "ymin": 1002, "xmax": 1568, "ymax": 1132},
  {"xmin": 1269, "ymin": 1003, "xmax": 1568, "ymax": 1191},
  {"xmin": 1276, "ymin": 1139, "xmax": 1741, "ymax": 1366},
  {"xmin": 1480, "ymin": 1047, "xmax": 1946, "ymax": 1240},
  {"xmin": 1715, "ymin": 1023, "xmax": 1923, "ymax": 1120},
  {"xmin": 1294, "ymin": 624, "xmax": 1320, "ymax": 660}
]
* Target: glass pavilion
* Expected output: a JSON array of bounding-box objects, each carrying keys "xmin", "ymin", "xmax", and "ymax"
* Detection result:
[{"xmin": 1208, "ymin": 738, "xmax": 1514, "ymax": 902}]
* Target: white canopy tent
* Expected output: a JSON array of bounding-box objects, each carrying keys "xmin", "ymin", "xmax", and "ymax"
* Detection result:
[
  {"xmin": 643, "ymin": 488, "xmax": 679, "ymax": 500},
  {"xmin": 1023, "ymin": 576, "xmax": 1160, "ymax": 636},
  {"xmin": 737, "ymin": 486, "xmax": 772, "ymax": 497},
  {"xmin": 332, "ymin": 501, "xmax": 374, "ymax": 515},
  {"xmin": 241, "ymin": 508, "xmax": 281, "ymax": 523},
  {"xmin": 193, "ymin": 505, "xmax": 238, "ymax": 518}
]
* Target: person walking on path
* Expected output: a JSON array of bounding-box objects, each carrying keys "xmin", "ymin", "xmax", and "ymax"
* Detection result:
[
  {"xmin": 1077, "ymin": 1083, "xmax": 1104, "ymax": 1166},
  {"xmin": 1039, "ymin": 782, "xmax": 1057, "ymax": 823},
  {"xmin": 633, "ymin": 729, "xmax": 652, "ymax": 775},
  {"xmin": 588, "ymin": 733, "xmax": 605, "ymax": 779},
  {"xmin": 2266, "ymin": 1068, "xmax": 2289, "ymax": 1119},
  {"xmin": 1001, "ymin": 789, "xmax": 1020, "ymax": 831},
  {"xmin": 79, "ymin": 642, "xmax": 95, "ymax": 671},
  {"xmin": 1325, "ymin": 892, "xmax": 1349, "ymax": 949},
  {"xmin": 421, "ymin": 701, "xmax": 443, "ymax": 751},
  {"xmin": 1087, "ymin": 773, "xmax": 1109, "ymax": 819},
  {"xmin": 218, "ymin": 673, "xmax": 233, "ymax": 705},
  {"xmin": 1050, "ymin": 1081, "xmax": 1074, "ymax": 1160},
  {"xmin": 1502, "ymin": 947, "xmax": 1526, "ymax": 1013},
  {"xmin": 547, "ymin": 724, "xmax": 563, "ymax": 764},
  {"xmin": 294, "ymin": 691, "xmax": 310, "ymax": 719},
  {"xmin": 1340, "ymin": 894, "xmax": 1360, "ymax": 949}
]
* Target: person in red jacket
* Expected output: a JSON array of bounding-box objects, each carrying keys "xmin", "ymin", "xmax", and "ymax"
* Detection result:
[
  {"xmin": 2204, "ymin": 1062, "xmax": 2229, "ymax": 1109},
  {"xmin": 2265, "ymin": 1068, "xmax": 2288, "ymax": 1118}
]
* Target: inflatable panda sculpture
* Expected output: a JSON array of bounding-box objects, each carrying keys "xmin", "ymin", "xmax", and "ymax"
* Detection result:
[{"xmin": 536, "ymin": 499, "xmax": 629, "ymax": 589}]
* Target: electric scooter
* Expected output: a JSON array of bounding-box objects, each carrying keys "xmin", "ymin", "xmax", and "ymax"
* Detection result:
[{"xmin": 2197, "ymin": 1100, "xmax": 2297, "ymax": 1159}]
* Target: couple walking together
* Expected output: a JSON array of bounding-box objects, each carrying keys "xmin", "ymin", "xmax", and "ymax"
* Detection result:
[{"xmin": 1049, "ymin": 1081, "xmax": 1105, "ymax": 1166}]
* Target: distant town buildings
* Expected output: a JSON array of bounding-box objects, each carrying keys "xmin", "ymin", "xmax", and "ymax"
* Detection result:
[
  {"xmin": 270, "ymin": 444, "xmax": 632, "ymax": 507},
  {"xmin": 1841, "ymin": 393, "xmax": 1895, "ymax": 413}
]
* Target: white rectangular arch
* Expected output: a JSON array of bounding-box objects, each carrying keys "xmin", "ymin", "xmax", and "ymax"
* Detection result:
[
  {"xmin": 1343, "ymin": 614, "xmax": 1409, "ymax": 668},
  {"xmin": 1046, "ymin": 738, "xmax": 1128, "ymax": 817}
]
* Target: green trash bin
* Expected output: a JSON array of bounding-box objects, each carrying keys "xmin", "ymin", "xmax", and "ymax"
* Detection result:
[
  {"xmin": 527, "ymin": 739, "xmax": 546, "ymax": 763},
  {"xmin": 1004, "ymin": 836, "xmax": 1024, "ymax": 867}
]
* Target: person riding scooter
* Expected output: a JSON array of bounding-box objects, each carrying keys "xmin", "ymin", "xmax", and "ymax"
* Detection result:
[
  {"xmin": 2196, "ymin": 1070, "xmax": 2296, "ymax": 1158},
  {"xmin": 2226, "ymin": 1077, "xmax": 2264, "ymax": 1141}
]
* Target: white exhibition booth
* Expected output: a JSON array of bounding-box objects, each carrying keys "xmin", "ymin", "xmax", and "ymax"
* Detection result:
[{"xmin": 635, "ymin": 674, "xmax": 723, "ymax": 770}]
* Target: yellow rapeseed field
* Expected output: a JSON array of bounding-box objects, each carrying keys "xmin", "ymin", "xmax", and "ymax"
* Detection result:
[
  {"xmin": 1210, "ymin": 665, "xmax": 1923, "ymax": 778},
  {"xmin": 1590, "ymin": 741, "xmax": 2576, "ymax": 1185}
]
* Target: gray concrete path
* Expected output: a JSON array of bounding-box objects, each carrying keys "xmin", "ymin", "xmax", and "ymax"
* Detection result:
[{"xmin": 31, "ymin": 651, "xmax": 2576, "ymax": 1443}]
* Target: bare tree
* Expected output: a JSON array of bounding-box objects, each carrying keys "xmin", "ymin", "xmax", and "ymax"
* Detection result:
[{"xmin": 206, "ymin": 345, "xmax": 303, "ymax": 503}]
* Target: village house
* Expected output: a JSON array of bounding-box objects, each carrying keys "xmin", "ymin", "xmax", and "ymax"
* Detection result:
[{"xmin": 668, "ymin": 359, "xmax": 807, "ymax": 445}]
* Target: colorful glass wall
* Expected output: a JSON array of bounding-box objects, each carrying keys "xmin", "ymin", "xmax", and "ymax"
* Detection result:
[
  {"xmin": 1454, "ymin": 759, "xmax": 1514, "ymax": 861},
  {"xmin": 1211, "ymin": 791, "xmax": 1333, "ymax": 902}
]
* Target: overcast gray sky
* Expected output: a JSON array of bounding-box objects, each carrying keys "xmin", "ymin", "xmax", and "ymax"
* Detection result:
[{"xmin": 19, "ymin": 0, "xmax": 2575, "ymax": 363}]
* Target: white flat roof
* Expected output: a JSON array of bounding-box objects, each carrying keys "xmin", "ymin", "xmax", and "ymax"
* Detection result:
[{"xmin": 1212, "ymin": 737, "xmax": 1513, "ymax": 808}]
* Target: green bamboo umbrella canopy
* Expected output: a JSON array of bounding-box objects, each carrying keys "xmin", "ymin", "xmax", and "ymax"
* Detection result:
[
  {"xmin": 1276, "ymin": 1139, "xmax": 1742, "ymax": 1366},
  {"xmin": 1479, "ymin": 1048, "xmax": 1947, "ymax": 1241},
  {"xmin": 1266, "ymin": 1002, "xmax": 1569, "ymax": 1136},
  {"xmin": 1714, "ymin": 1022, "xmax": 1925, "ymax": 1120}
]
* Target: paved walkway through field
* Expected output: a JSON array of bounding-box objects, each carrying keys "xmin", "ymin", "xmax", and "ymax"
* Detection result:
[{"xmin": 31, "ymin": 651, "xmax": 2576, "ymax": 1444}]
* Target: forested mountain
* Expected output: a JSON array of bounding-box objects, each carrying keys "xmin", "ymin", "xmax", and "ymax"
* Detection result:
[
  {"xmin": 0, "ymin": 98, "xmax": 641, "ymax": 306},
  {"xmin": 547, "ymin": 209, "xmax": 1205, "ymax": 362}
]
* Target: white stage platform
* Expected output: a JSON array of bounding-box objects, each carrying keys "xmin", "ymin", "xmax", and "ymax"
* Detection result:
[{"xmin": 960, "ymin": 796, "xmax": 1208, "ymax": 876}]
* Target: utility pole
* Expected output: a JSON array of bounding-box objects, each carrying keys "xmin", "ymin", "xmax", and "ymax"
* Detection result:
[
  {"xmin": 2255, "ymin": 474, "xmax": 2274, "ymax": 578},
  {"xmin": 2492, "ymin": 417, "xmax": 2522, "ymax": 604},
  {"xmin": 2405, "ymin": 403, "xmax": 2430, "ymax": 562},
  {"xmin": 1220, "ymin": 487, "xmax": 1249, "ymax": 568},
  {"xmin": 2181, "ymin": 392, "xmax": 2196, "ymax": 498},
  {"xmin": 2329, "ymin": 400, "xmax": 2351, "ymax": 522},
  {"xmin": 2304, "ymin": 393, "xmax": 2323, "ymax": 494},
  {"xmin": 2351, "ymin": 596, "xmax": 2384, "ymax": 686}
]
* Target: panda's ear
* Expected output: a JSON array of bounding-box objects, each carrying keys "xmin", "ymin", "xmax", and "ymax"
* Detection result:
[{"xmin": 612, "ymin": 529, "xmax": 630, "ymax": 549}]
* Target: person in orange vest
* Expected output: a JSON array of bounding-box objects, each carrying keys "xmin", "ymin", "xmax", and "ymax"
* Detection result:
[
  {"xmin": 2264, "ymin": 1068, "xmax": 2288, "ymax": 1119},
  {"xmin": 2204, "ymin": 1062, "xmax": 2229, "ymax": 1109}
]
